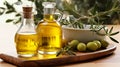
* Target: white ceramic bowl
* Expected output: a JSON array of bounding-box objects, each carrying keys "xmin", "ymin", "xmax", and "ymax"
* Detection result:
[{"xmin": 62, "ymin": 25, "xmax": 106, "ymax": 43}]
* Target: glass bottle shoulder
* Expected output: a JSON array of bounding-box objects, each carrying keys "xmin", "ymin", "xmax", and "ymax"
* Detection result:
[
  {"xmin": 37, "ymin": 20, "xmax": 60, "ymax": 27},
  {"xmin": 16, "ymin": 22, "xmax": 36, "ymax": 34},
  {"xmin": 36, "ymin": 19, "xmax": 62, "ymax": 33}
]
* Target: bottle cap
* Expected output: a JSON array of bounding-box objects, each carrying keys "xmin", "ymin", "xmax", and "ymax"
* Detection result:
[{"xmin": 42, "ymin": 2, "xmax": 56, "ymax": 8}]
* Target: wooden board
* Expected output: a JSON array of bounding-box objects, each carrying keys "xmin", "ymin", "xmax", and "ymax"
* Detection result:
[{"xmin": 0, "ymin": 44, "xmax": 116, "ymax": 67}]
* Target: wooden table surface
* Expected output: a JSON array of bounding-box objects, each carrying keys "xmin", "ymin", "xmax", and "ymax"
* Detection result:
[{"xmin": 0, "ymin": 24, "xmax": 120, "ymax": 67}]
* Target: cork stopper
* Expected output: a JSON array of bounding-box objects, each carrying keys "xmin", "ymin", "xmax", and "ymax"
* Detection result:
[{"xmin": 22, "ymin": 7, "xmax": 33, "ymax": 18}]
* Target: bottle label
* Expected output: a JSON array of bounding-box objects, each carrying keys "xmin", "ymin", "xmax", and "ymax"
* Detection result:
[
  {"xmin": 15, "ymin": 33, "xmax": 38, "ymax": 50},
  {"xmin": 41, "ymin": 36, "xmax": 56, "ymax": 46},
  {"xmin": 39, "ymin": 35, "xmax": 61, "ymax": 48}
]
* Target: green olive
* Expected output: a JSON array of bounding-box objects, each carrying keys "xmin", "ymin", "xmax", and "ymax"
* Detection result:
[
  {"xmin": 69, "ymin": 40, "xmax": 79, "ymax": 50},
  {"xmin": 93, "ymin": 40, "xmax": 101, "ymax": 49},
  {"xmin": 100, "ymin": 39, "xmax": 109, "ymax": 48},
  {"xmin": 77, "ymin": 43, "xmax": 86, "ymax": 52},
  {"xmin": 87, "ymin": 42, "xmax": 98, "ymax": 51}
]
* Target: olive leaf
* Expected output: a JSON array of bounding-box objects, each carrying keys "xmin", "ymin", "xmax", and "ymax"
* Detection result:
[
  {"xmin": 15, "ymin": 13, "xmax": 21, "ymax": 17},
  {"xmin": 6, "ymin": 10, "xmax": 15, "ymax": 14},
  {"xmin": 109, "ymin": 37, "xmax": 119, "ymax": 43},
  {"xmin": 109, "ymin": 26, "xmax": 113, "ymax": 33},
  {"xmin": 56, "ymin": 48, "xmax": 63, "ymax": 56},
  {"xmin": 88, "ymin": 25, "xmax": 119, "ymax": 43},
  {"xmin": 4, "ymin": 1, "xmax": 16, "ymax": 12},
  {"xmin": 110, "ymin": 31, "xmax": 120, "ymax": 36},
  {"xmin": 56, "ymin": 44, "xmax": 76, "ymax": 56},
  {"xmin": 6, "ymin": 19, "xmax": 14, "ymax": 23},
  {"xmin": 0, "ymin": 7, "xmax": 5, "ymax": 15}
]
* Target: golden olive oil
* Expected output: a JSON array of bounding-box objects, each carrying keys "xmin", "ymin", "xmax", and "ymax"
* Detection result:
[
  {"xmin": 36, "ymin": 14, "xmax": 62, "ymax": 54},
  {"xmin": 14, "ymin": 7, "xmax": 38, "ymax": 57},
  {"xmin": 15, "ymin": 33, "xmax": 38, "ymax": 57}
]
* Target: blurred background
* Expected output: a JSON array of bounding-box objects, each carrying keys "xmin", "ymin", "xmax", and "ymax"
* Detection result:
[{"xmin": 0, "ymin": 0, "xmax": 17, "ymax": 55}]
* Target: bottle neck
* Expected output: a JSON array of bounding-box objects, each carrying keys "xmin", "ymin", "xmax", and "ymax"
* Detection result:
[
  {"xmin": 22, "ymin": 18, "xmax": 33, "ymax": 25},
  {"xmin": 44, "ymin": 14, "xmax": 54, "ymax": 21},
  {"xmin": 43, "ymin": 8, "xmax": 55, "ymax": 21},
  {"xmin": 22, "ymin": 12, "xmax": 34, "ymax": 26}
]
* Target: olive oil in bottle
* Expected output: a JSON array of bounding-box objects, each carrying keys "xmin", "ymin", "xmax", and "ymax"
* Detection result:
[
  {"xmin": 36, "ymin": 2, "xmax": 62, "ymax": 54},
  {"xmin": 15, "ymin": 7, "xmax": 38, "ymax": 57}
]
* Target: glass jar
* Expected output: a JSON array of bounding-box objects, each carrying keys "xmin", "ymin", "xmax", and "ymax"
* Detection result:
[{"xmin": 36, "ymin": 2, "xmax": 62, "ymax": 55}]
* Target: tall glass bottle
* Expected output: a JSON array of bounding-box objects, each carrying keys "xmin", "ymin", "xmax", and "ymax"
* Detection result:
[
  {"xmin": 36, "ymin": 2, "xmax": 62, "ymax": 54},
  {"xmin": 15, "ymin": 7, "xmax": 38, "ymax": 57}
]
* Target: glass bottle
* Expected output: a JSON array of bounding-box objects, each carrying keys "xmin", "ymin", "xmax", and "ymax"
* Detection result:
[
  {"xmin": 36, "ymin": 2, "xmax": 62, "ymax": 54},
  {"xmin": 14, "ymin": 7, "xmax": 38, "ymax": 57}
]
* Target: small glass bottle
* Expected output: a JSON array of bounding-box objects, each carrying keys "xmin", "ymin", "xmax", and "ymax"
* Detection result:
[
  {"xmin": 36, "ymin": 2, "xmax": 62, "ymax": 54},
  {"xmin": 14, "ymin": 7, "xmax": 38, "ymax": 57}
]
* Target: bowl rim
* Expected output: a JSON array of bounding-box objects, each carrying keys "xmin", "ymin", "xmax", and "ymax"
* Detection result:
[
  {"xmin": 62, "ymin": 25, "xmax": 105, "ymax": 31},
  {"xmin": 62, "ymin": 26, "xmax": 91, "ymax": 30}
]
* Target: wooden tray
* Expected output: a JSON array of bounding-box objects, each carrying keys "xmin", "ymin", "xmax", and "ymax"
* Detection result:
[{"xmin": 0, "ymin": 44, "xmax": 116, "ymax": 67}]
